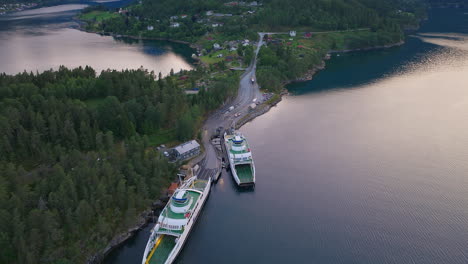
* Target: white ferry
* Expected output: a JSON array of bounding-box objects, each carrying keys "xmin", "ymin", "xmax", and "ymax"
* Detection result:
[
  {"xmin": 224, "ymin": 132, "xmax": 256, "ymax": 186},
  {"xmin": 142, "ymin": 176, "xmax": 211, "ymax": 264}
]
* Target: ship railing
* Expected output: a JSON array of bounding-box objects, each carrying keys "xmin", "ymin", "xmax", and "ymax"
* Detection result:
[{"xmin": 156, "ymin": 230, "xmax": 182, "ymax": 237}]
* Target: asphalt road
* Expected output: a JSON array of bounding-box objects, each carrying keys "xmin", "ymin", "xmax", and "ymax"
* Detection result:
[{"xmin": 195, "ymin": 33, "xmax": 265, "ymax": 180}]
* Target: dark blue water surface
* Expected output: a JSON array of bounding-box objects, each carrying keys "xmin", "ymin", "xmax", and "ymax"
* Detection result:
[
  {"xmin": 109, "ymin": 8, "xmax": 468, "ymax": 264},
  {"xmin": 0, "ymin": 1, "xmax": 193, "ymax": 75}
]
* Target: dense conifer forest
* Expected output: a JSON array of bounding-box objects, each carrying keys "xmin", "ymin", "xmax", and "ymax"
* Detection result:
[{"xmin": 0, "ymin": 66, "xmax": 239, "ymax": 263}]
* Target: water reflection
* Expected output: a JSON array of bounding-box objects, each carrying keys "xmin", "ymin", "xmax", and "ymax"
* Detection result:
[
  {"xmin": 0, "ymin": 3, "xmax": 193, "ymax": 75},
  {"xmin": 176, "ymin": 8, "xmax": 468, "ymax": 264}
]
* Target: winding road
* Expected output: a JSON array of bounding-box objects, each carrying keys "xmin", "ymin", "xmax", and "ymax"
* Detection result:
[{"xmin": 195, "ymin": 33, "xmax": 265, "ymax": 180}]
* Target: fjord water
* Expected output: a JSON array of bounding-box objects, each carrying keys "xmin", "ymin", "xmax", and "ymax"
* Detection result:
[
  {"xmin": 0, "ymin": 2, "xmax": 193, "ymax": 75},
  {"xmin": 109, "ymin": 8, "xmax": 468, "ymax": 264}
]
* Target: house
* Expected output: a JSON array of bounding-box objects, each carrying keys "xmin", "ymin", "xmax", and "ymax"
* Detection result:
[
  {"xmin": 230, "ymin": 46, "xmax": 237, "ymax": 51},
  {"xmin": 172, "ymin": 140, "xmax": 201, "ymax": 161},
  {"xmin": 181, "ymin": 14, "xmax": 188, "ymax": 18},
  {"xmin": 206, "ymin": 10, "xmax": 213, "ymax": 16},
  {"xmin": 170, "ymin": 22, "xmax": 180, "ymax": 28},
  {"xmin": 170, "ymin": 15, "xmax": 178, "ymax": 20},
  {"xmin": 289, "ymin": 30, "xmax": 296, "ymax": 37},
  {"xmin": 213, "ymin": 43, "xmax": 221, "ymax": 50},
  {"xmin": 212, "ymin": 22, "xmax": 224, "ymax": 27},
  {"xmin": 216, "ymin": 53, "xmax": 224, "ymax": 58},
  {"xmin": 304, "ymin": 32, "xmax": 312, "ymax": 38},
  {"xmin": 224, "ymin": 1, "xmax": 239, "ymax": 6},
  {"xmin": 249, "ymin": 1, "xmax": 258, "ymax": 6},
  {"xmin": 167, "ymin": 182, "xmax": 178, "ymax": 195},
  {"xmin": 147, "ymin": 25, "xmax": 154, "ymax": 31},
  {"xmin": 270, "ymin": 39, "xmax": 281, "ymax": 45},
  {"xmin": 213, "ymin": 13, "xmax": 233, "ymax": 17}
]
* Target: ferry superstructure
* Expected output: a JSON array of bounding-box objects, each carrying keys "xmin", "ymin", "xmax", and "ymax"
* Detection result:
[
  {"xmin": 142, "ymin": 176, "xmax": 211, "ymax": 264},
  {"xmin": 224, "ymin": 132, "xmax": 256, "ymax": 186}
]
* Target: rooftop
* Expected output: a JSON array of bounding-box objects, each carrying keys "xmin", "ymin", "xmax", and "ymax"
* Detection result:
[{"xmin": 174, "ymin": 140, "xmax": 200, "ymax": 155}]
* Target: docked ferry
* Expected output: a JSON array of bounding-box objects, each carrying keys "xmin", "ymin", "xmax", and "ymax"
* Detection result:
[
  {"xmin": 142, "ymin": 176, "xmax": 211, "ymax": 264},
  {"xmin": 224, "ymin": 132, "xmax": 256, "ymax": 186}
]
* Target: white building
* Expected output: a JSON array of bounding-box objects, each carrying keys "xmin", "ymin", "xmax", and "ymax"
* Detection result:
[
  {"xmin": 213, "ymin": 43, "xmax": 221, "ymax": 49},
  {"xmin": 172, "ymin": 140, "xmax": 201, "ymax": 161},
  {"xmin": 289, "ymin": 30, "xmax": 296, "ymax": 37},
  {"xmin": 206, "ymin": 10, "xmax": 213, "ymax": 16},
  {"xmin": 147, "ymin": 25, "xmax": 154, "ymax": 31},
  {"xmin": 170, "ymin": 22, "xmax": 180, "ymax": 28}
]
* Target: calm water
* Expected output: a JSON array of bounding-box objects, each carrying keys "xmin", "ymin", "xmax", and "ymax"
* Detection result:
[
  {"xmin": 110, "ymin": 8, "xmax": 468, "ymax": 264},
  {"xmin": 0, "ymin": 2, "xmax": 193, "ymax": 75}
]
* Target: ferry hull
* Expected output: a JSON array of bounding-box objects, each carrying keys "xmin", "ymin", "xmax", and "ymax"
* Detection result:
[
  {"xmin": 225, "ymin": 141, "xmax": 255, "ymax": 186},
  {"xmin": 142, "ymin": 177, "xmax": 211, "ymax": 264},
  {"xmin": 228, "ymin": 162, "xmax": 256, "ymax": 186}
]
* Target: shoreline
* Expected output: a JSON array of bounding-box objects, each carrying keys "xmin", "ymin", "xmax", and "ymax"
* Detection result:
[
  {"xmin": 87, "ymin": 30, "xmax": 407, "ymax": 263},
  {"xmin": 76, "ymin": 23, "xmax": 199, "ymax": 48},
  {"xmin": 235, "ymin": 39, "xmax": 406, "ymax": 127},
  {"xmin": 76, "ymin": 25, "xmax": 205, "ymax": 66}
]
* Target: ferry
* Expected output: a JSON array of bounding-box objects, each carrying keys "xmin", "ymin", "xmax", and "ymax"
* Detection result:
[
  {"xmin": 142, "ymin": 176, "xmax": 211, "ymax": 264},
  {"xmin": 224, "ymin": 132, "xmax": 256, "ymax": 186}
]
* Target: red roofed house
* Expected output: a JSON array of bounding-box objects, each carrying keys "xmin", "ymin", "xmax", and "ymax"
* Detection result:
[{"xmin": 167, "ymin": 182, "xmax": 178, "ymax": 195}]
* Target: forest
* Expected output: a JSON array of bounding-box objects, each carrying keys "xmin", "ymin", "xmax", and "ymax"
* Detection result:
[
  {"xmin": 82, "ymin": 0, "xmax": 425, "ymax": 43},
  {"xmin": 0, "ymin": 66, "xmax": 239, "ymax": 263},
  {"xmin": 255, "ymin": 0, "xmax": 425, "ymax": 30}
]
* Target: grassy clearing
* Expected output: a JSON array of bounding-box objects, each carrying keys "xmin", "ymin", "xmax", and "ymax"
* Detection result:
[
  {"xmin": 200, "ymin": 50, "xmax": 237, "ymax": 64},
  {"xmin": 268, "ymin": 29, "xmax": 384, "ymax": 53},
  {"xmin": 80, "ymin": 11, "xmax": 119, "ymax": 22},
  {"xmin": 147, "ymin": 129, "xmax": 178, "ymax": 147}
]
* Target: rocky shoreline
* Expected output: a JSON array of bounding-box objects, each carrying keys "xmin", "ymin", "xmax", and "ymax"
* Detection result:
[
  {"xmin": 87, "ymin": 197, "xmax": 169, "ymax": 264},
  {"xmin": 329, "ymin": 40, "xmax": 405, "ymax": 53}
]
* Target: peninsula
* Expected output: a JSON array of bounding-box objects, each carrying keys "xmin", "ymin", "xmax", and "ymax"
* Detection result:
[{"xmin": 0, "ymin": 1, "xmax": 428, "ymax": 263}]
